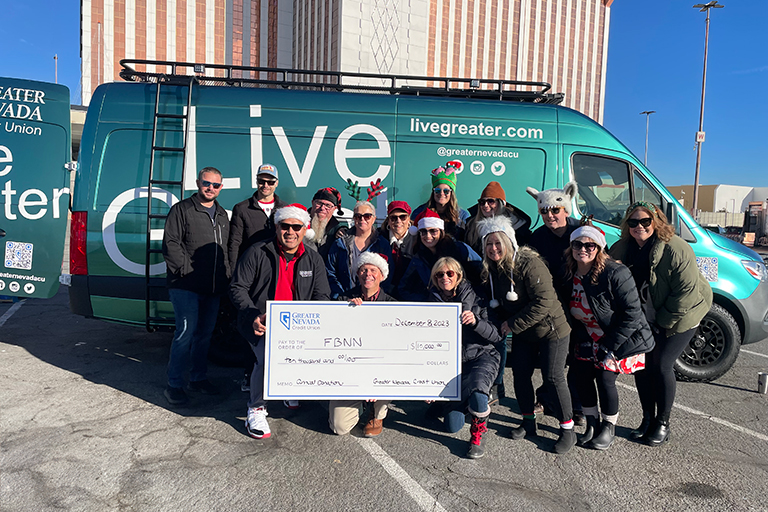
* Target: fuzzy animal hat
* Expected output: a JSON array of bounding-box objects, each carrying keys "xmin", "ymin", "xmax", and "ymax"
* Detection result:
[
  {"xmin": 526, "ymin": 181, "xmax": 578, "ymax": 216},
  {"xmin": 274, "ymin": 203, "xmax": 315, "ymax": 241},
  {"xmin": 477, "ymin": 216, "xmax": 520, "ymax": 306}
]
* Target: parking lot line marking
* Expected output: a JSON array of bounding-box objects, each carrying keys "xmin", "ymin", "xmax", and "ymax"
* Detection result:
[
  {"xmin": 356, "ymin": 437, "xmax": 447, "ymax": 512},
  {"xmin": 0, "ymin": 300, "xmax": 25, "ymax": 328},
  {"xmin": 740, "ymin": 349, "xmax": 768, "ymax": 359},
  {"xmin": 616, "ymin": 381, "xmax": 768, "ymax": 442}
]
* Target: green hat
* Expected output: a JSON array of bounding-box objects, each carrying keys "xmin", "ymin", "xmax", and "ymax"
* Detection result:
[{"xmin": 431, "ymin": 161, "xmax": 460, "ymax": 191}]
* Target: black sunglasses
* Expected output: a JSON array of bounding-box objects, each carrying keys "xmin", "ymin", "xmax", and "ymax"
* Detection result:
[
  {"xmin": 279, "ymin": 222, "xmax": 304, "ymax": 232},
  {"xmin": 353, "ymin": 212, "xmax": 375, "ymax": 221},
  {"xmin": 257, "ymin": 178, "xmax": 277, "ymax": 186},
  {"xmin": 571, "ymin": 240, "xmax": 599, "ymax": 252},
  {"xmin": 627, "ymin": 218, "xmax": 653, "ymax": 228},
  {"xmin": 433, "ymin": 188, "xmax": 452, "ymax": 196},
  {"xmin": 419, "ymin": 228, "xmax": 441, "ymax": 237},
  {"xmin": 388, "ymin": 213, "xmax": 409, "ymax": 222},
  {"xmin": 478, "ymin": 198, "xmax": 497, "ymax": 206},
  {"xmin": 540, "ymin": 207, "xmax": 562, "ymax": 215},
  {"xmin": 200, "ymin": 180, "xmax": 222, "ymax": 189}
]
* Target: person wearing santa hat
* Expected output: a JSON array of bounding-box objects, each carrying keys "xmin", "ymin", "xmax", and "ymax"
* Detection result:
[
  {"xmin": 305, "ymin": 187, "xmax": 348, "ymax": 260},
  {"xmin": 410, "ymin": 162, "xmax": 470, "ymax": 241},
  {"xmin": 378, "ymin": 200, "xmax": 415, "ymax": 295},
  {"xmin": 230, "ymin": 203, "xmax": 331, "ymax": 440},
  {"xmin": 477, "ymin": 216, "xmax": 576, "ymax": 454},
  {"xmin": 427, "ymin": 256, "xmax": 502, "ymax": 459},
  {"xmin": 329, "ymin": 252, "xmax": 397, "ymax": 438},
  {"xmin": 464, "ymin": 181, "xmax": 532, "ymax": 256},
  {"xmin": 397, "ymin": 208, "xmax": 481, "ymax": 302},
  {"xmin": 326, "ymin": 200, "xmax": 391, "ymax": 298}
]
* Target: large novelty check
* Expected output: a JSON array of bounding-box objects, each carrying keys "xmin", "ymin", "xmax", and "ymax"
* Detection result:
[{"xmin": 263, "ymin": 301, "xmax": 462, "ymax": 400}]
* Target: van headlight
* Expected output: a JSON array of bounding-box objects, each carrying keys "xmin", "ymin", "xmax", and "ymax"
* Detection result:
[{"xmin": 742, "ymin": 260, "xmax": 768, "ymax": 282}]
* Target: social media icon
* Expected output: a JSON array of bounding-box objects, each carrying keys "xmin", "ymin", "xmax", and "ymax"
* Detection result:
[
  {"xmin": 9, "ymin": 282, "xmax": 20, "ymax": 293},
  {"xmin": 24, "ymin": 283, "xmax": 35, "ymax": 294},
  {"xmin": 470, "ymin": 161, "xmax": 485, "ymax": 175},
  {"xmin": 491, "ymin": 161, "xmax": 506, "ymax": 176}
]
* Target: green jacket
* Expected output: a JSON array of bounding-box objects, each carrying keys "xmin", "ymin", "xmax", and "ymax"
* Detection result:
[
  {"xmin": 487, "ymin": 247, "xmax": 571, "ymax": 344},
  {"xmin": 610, "ymin": 235, "xmax": 713, "ymax": 336}
]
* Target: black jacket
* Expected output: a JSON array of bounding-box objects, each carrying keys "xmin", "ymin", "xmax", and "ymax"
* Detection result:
[
  {"xmin": 563, "ymin": 260, "xmax": 655, "ymax": 360},
  {"xmin": 228, "ymin": 193, "xmax": 286, "ymax": 268},
  {"xmin": 526, "ymin": 216, "xmax": 580, "ymax": 287},
  {"xmin": 339, "ymin": 286, "xmax": 397, "ymax": 302},
  {"xmin": 229, "ymin": 240, "xmax": 331, "ymax": 340},
  {"xmin": 162, "ymin": 193, "xmax": 230, "ymax": 295}
]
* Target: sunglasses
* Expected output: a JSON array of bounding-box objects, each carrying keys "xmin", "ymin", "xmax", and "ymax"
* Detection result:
[
  {"xmin": 435, "ymin": 270, "xmax": 457, "ymax": 279},
  {"xmin": 353, "ymin": 212, "xmax": 375, "ymax": 221},
  {"xmin": 388, "ymin": 213, "xmax": 409, "ymax": 222},
  {"xmin": 313, "ymin": 201, "xmax": 335, "ymax": 211},
  {"xmin": 627, "ymin": 217, "xmax": 653, "ymax": 228},
  {"xmin": 433, "ymin": 188, "xmax": 452, "ymax": 196},
  {"xmin": 257, "ymin": 178, "xmax": 277, "ymax": 186},
  {"xmin": 200, "ymin": 180, "xmax": 222, "ymax": 189},
  {"xmin": 540, "ymin": 207, "xmax": 562, "ymax": 215},
  {"xmin": 419, "ymin": 228, "xmax": 441, "ymax": 237},
  {"xmin": 571, "ymin": 240, "xmax": 599, "ymax": 252},
  {"xmin": 279, "ymin": 222, "xmax": 304, "ymax": 232},
  {"xmin": 478, "ymin": 198, "xmax": 497, "ymax": 206}
]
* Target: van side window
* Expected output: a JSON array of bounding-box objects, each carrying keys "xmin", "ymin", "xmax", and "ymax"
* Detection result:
[
  {"xmin": 571, "ymin": 154, "xmax": 631, "ymax": 226},
  {"xmin": 632, "ymin": 170, "xmax": 662, "ymax": 207}
]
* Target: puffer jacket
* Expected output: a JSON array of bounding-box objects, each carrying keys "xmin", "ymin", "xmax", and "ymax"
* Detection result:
[
  {"xmin": 162, "ymin": 193, "xmax": 230, "ymax": 295},
  {"xmin": 325, "ymin": 229, "xmax": 392, "ymax": 298},
  {"xmin": 486, "ymin": 246, "xmax": 571, "ymax": 344},
  {"xmin": 464, "ymin": 202, "xmax": 532, "ymax": 255},
  {"xmin": 397, "ymin": 239, "xmax": 481, "ymax": 302},
  {"xmin": 428, "ymin": 280, "xmax": 501, "ymax": 375},
  {"xmin": 563, "ymin": 259, "xmax": 655, "ymax": 360},
  {"xmin": 610, "ymin": 234, "xmax": 713, "ymax": 336}
]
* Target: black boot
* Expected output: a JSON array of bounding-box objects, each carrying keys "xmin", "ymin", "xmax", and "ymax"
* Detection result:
[
  {"xmin": 630, "ymin": 414, "xmax": 652, "ymax": 440},
  {"xmin": 510, "ymin": 417, "xmax": 537, "ymax": 440},
  {"xmin": 554, "ymin": 428, "xmax": 577, "ymax": 454},
  {"xmin": 588, "ymin": 420, "xmax": 615, "ymax": 450},
  {"xmin": 577, "ymin": 415, "xmax": 598, "ymax": 447},
  {"xmin": 466, "ymin": 417, "xmax": 488, "ymax": 459},
  {"xmin": 645, "ymin": 419, "xmax": 671, "ymax": 447}
]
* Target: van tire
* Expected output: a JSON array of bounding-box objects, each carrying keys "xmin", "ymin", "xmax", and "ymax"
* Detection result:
[{"xmin": 673, "ymin": 304, "xmax": 741, "ymax": 383}]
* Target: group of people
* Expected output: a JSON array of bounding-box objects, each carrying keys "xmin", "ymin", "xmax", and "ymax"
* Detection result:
[{"xmin": 162, "ymin": 160, "xmax": 712, "ymax": 460}]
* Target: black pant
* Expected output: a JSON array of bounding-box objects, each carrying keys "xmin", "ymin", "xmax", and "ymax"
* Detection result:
[
  {"xmin": 634, "ymin": 327, "xmax": 696, "ymax": 423},
  {"xmin": 511, "ymin": 335, "xmax": 572, "ymax": 422},
  {"xmin": 570, "ymin": 359, "xmax": 619, "ymax": 416}
]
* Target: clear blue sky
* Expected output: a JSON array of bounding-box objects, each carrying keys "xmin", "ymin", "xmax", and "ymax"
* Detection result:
[{"xmin": 2, "ymin": 1, "xmax": 766, "ymax": 188}]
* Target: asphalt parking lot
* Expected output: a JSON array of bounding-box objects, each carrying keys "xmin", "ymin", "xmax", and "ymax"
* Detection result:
[{"xmin": 1, "ymin": 289, "xmax": 767, "ymax": 512}]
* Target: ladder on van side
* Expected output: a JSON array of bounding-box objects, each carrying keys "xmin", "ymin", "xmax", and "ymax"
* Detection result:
[{"xmin": 144, "ymin": 76, "xmax": 196, "ymax": 332}]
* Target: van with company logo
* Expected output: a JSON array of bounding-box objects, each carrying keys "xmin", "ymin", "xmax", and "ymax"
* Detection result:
[{"xmin": 66, "ymin": 60, "xmax": 768, "ymax": 382}]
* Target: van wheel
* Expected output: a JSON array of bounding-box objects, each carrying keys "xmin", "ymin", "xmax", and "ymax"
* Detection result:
[{"xmin": 673, "ymin": 304, "xmax": 741, "ymax": 383}]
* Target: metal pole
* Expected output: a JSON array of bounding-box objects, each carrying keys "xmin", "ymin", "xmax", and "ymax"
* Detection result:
[
  {"xmin": 54, "ymin": 54, "xmax": 58, "ymax": 83},
  {"xmin": 640, "ymin": 111, "xmax": 656, "ymax": 166},
  {"xmin": 692, "ymin": 2, "xmax": 723, "ymax": 217},
  {"xmin": 97, "ymin": 22, "xmax": 102, "ymax": 85}
]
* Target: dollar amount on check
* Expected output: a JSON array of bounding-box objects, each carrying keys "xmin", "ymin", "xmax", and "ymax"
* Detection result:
[{"xmin": 264, "ymin": 301, "xmax": 462, "ymax": 400}]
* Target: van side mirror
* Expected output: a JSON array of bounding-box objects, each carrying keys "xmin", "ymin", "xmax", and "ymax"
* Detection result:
[{"xmin": 665, "ymin": 202, "xmax": 679, "ymax": 235}]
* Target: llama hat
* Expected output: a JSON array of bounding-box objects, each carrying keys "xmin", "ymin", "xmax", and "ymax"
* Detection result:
[
  {"xmin": 526, "ymin": 181, "xmax": 578, "ymax": 216},
  {"xmin": 477, "ymin": 216, "xmax": 520, "ymax": 305}
]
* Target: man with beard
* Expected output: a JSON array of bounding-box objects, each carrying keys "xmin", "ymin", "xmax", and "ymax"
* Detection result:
[{"xmin": 305, "ymin": 187, "xmax": 348, "ymax": 260}]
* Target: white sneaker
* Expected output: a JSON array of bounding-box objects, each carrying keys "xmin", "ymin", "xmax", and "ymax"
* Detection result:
[
  {"xmin": 283, "ymin": 400, "xmax": 300, "ymax": 410},
  {"xmin": 246, "ymin": 407, "xmax": 271, "ymax": 439}
]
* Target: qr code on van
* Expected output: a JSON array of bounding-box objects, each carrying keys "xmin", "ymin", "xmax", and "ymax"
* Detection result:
[{"xmin": 5, "ymin": 241, "xmax": 33, "ymax": 270}]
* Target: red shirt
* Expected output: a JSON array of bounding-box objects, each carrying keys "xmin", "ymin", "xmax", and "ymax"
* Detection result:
[{"xmin": 274, "ymin": 243, "xmax": 305, "ymax": 301}]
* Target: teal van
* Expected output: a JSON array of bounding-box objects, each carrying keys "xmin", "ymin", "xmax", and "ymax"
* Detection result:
[{"xmin": 67, "ymin": 61, "xmax": 768, "ymax": 382}]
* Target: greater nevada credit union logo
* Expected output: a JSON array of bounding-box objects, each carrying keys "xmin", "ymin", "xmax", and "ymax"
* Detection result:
[{"xmin": 280, "ymin": 311, "xmax": 291, "ymax": 330}]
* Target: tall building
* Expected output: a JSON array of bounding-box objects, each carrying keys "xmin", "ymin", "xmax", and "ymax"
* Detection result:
[{"xmin": 81, "ymin": 0, "xmax": 613, "ymax": 122}]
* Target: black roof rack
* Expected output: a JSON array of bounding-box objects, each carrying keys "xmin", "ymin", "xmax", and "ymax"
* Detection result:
[{"xmin": 119, "ymin": 59, "xmax": 564, "ymax": 105}]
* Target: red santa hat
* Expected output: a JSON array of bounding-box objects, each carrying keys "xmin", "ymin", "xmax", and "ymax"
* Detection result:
[
  {"xmin": 408, "ymin": 208, "xmax": 445, "ymax": 235},
  {"xmin": 274, "ymin": 204, "xmax": 315, "ymax": 240}
]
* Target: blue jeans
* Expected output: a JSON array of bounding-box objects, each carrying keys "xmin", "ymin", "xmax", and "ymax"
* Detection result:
[
  {"xmin": 444, "ymin": 392, "xmax": 490, "ymax": 433},
  {"xmin": 167, "ymin": 288, "xmax": 220, "ymax": 388}
]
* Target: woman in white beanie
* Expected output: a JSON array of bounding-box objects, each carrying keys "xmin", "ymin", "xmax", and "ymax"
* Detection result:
[
  {"xmin": 478, "ymin": 216, "xmax": 577, "ymax": 454},
  {"xmin": 564, "ymin": 222, "xmax": 654, "ymax": 451}
]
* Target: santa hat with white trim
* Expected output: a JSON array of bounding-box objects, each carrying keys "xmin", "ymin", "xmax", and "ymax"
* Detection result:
[
  {"xmin": 356, "ymin": 252, "xmax": 390, "ymax": 280},
  {"xmin": 408, "ymin": 208, "xmax": 445, "ymax": 236},
  {"xmin": 274, "ymin": 203, "xmax": 315, "ymax": 241}
]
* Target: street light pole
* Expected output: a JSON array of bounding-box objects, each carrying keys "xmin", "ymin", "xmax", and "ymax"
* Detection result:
[
  {"xmin": 640, "ymin": 110, "xmax": 656, "ymax": 166},
  {"xmin": 692, "ymin": 1, "xmax": 724, "ymax": 218}
]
